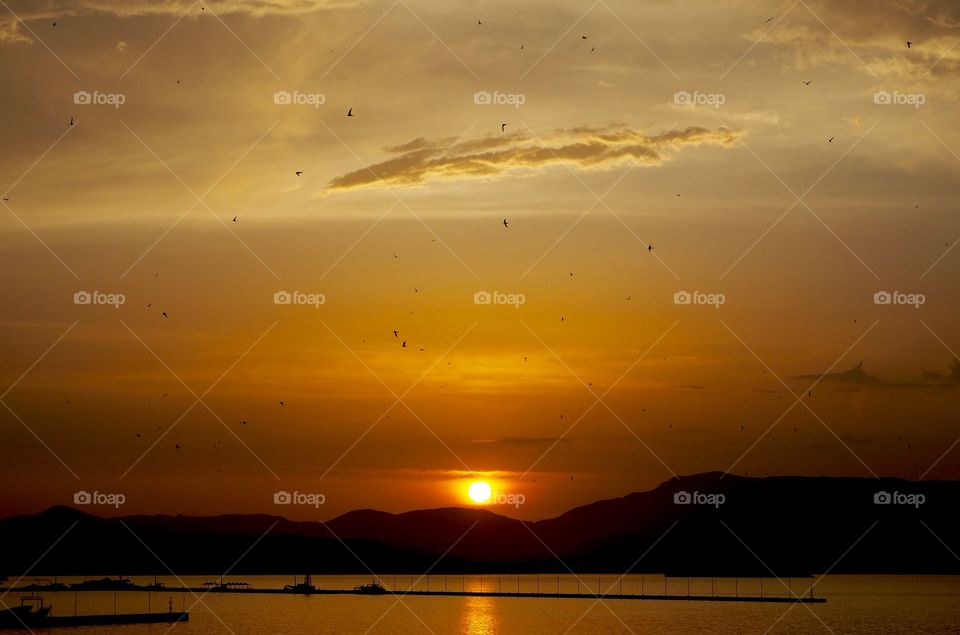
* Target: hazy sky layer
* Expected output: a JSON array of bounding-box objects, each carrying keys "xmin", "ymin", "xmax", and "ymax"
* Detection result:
[{"xmin": 1, "ymin": 0, "xmax": 959, "ymax": 520}]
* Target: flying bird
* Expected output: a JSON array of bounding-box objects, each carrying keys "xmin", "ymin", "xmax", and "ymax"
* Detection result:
[
  {"xmin": 501, "ymin": 123, "xmax": 507, "ymax": 132},
  {"xmin": 393, "ymin": 330, "xmax": 399, "ymax": 338},
  {"xmin": 69, "ymin": 117, "xmax": 74, "ymax": 126},
  {"xmin": 232, "ymin": 215, "xmax": 238, "ymax": 222},
  {"xmin": 906, "ymin": 41, "xmax": 912, "ymax": 48},
  {"xmin": 176, "ymin": 443, "xmax": 182, "ymax": 449},
  {"xmin": 161, "ymin": 312, "xmax": 169, "ymax": 318},
  {"xmin": 503, "ymin": 218, "xmax": 509, "ymax": 228},
  {"xmin": 279, "ymin": 401, "xmax": 286, "ymax": 406},
  {"xmin": 647, "ymin": 244, "xmax": 653, "ymax": 252},
  {"xmin": 402, "ymin": 340, "xmax": 407, "ymax": 348},
  {"xmin": 347, "ymin": 108, "xmax": 353, "ymax": 117},
  {"xmin": 295, "ymin": 171, "xmax": 302, "ymax": 176},
  {"xmin": 803, "ymin": 80, "xmax": 812, "ymax": 85},
  {"xmin": 478, "ymin": 18, "xmax": 482, "ymax": 25},
  {"xmin": 828, "ymin": 137, "xmax": 834, "ymax": 143},
  {"xmin": 765, "ymin": 16, "xmax": 774, "ymax": 22},
  {"xmin": 581, "ymin": 35, "xmax": 587, "ymax": 39}
]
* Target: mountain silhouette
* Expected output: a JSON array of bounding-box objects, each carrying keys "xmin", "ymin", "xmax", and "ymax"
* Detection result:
[{"xmin": 1, "ymin": 473, "xmax": 955, "ymax": 577}]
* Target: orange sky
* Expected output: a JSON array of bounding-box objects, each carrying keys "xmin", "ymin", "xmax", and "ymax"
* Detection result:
[{"xmin": 1, "ymin": 0, "xmax": 959, "ymax": 520}]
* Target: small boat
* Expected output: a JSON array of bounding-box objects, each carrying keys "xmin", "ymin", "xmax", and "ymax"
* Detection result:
[
  {"xmin": 71, "ymin": 577, "xmax": 137, "ymax": 591},
  {"xmin": 202, "ymin": 580, "xmax": 251, "ymax": 591},
  {"xmin": 353, "ymin": 581, "xmax": 387, "ymax": 595},
  {"xmin": 284, "ymin": 574, "xmax": 316, "ymax": 594},
  {"xmin": 0, "ymin": 595, "xmax": 51, "ymax": 628}
]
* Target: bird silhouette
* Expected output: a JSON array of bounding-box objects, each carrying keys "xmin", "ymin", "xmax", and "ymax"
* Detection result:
[
  {"xmin": 347, "ymin": 108, "xmax": 353, "ymax": 117},
  {"xmin": 478, "ymin": 18, "xmax": 482, "ymax": 25},
  {"xmin": 295, "ymin": 171, "xmax": 302, "ymax": 176},
  {"xmin": 765, "ymin": 16, "xmax": 774, "ymax": 22},
  {"xmin": 279, "ymin": 401, "xmax": 286, "ymax": 406},
  {"xmin": 232, "ymin": 215, "xmax": 237, "ymax": 222},
  {"xmin": 906, "ymin": 41, "xmax": 912, "ymax": 48},
  {"xmin": 503, "ymin": 218, "xmax": 510, "ymax": 228},
  {"xmin": 828, "ymin": 137, "xmax": 834, "ymax": 142},
  {"xmin": 581, "ymin": 35, "xmax": 587, "ymax": 39},
  {"xmin": 161, "ymin": 312, "xmax": 169, "ymax": 318},
  {"xmin": 402, "ymin": 340, "xmax": 407, "ymax": 348},
  {"xmin": 803, "ymin": 80, "xmax": 812, "ymax": 85},
  {"xmin": 501, "ymin": 123, "xmax": 507, "ymax": 132},
  {"xmin": 393, "ymin": 330, "xmax": 399, "ymax": 338},
  {"xmin": 176, "ymin": 443, "xmax": 182, "ymax": 449},
  {"xmin": 647, "ymin": 244, "xmax": 653, "ymax": 252},
  {"xmin": 69, "ymin": 117, "xmax": 74, "ymax": 126}
]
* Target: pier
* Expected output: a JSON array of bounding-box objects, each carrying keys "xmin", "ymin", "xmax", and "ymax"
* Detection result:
[{"xmin": 1, "ymin": 575, "xmax": 826, "ymax": 605}]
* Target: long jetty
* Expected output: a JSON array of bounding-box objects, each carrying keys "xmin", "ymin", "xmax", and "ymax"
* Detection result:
[{"xmin": 0, "ymin": 582, "xmax": 825, "ymax": 604}]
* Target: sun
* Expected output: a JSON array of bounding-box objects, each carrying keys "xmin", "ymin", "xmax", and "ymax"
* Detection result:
[{"xmin": 467, "ymin": 481, "xmax": 492, "ymax": 504}]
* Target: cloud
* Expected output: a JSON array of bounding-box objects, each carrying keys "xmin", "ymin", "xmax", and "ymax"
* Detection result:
[
  {"xmin": 324, "ymin": 125, "xmax": 743, "ymax": 192},
  {"xmin": 745, "ymin": 0, "xmax": 960, "ymax": 78},
  {"xmin": 0, "ymin": 0, "xmax": 347, "ymax": 44},
  {"xmin": 793, "ymin": 360, "xmax": 960, "ymax": 389},
  {"xmin": 470, "ymin": 437, "xmax": 570, "ymax": 447}
]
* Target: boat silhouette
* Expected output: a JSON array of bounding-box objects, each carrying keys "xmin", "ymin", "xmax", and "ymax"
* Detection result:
[{"xmin": 353, "ymin": 581, "xmax": 387, "ymax": 595}]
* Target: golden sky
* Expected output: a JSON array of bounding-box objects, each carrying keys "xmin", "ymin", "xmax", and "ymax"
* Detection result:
[{"xmin": 1, "ymin": 0, "xmax": 959, "ymax": 520}]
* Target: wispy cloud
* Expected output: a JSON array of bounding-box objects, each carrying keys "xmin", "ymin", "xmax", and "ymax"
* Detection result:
[
  {"xmin": 793, "ymin": 360, "xmax": 960, "ymax": 389},
  {"xmin": 0, "ymin": 0, "xmax": 346, "ymax": 44},
  {"xmin": 324, "ymin": 125, "xmax": 743, "ymax": 192}
]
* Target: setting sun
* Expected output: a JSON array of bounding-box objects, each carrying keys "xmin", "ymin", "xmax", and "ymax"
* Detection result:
[{"xmin": 467, "ymin": 481, "xmax": 492, "ymax": 504}]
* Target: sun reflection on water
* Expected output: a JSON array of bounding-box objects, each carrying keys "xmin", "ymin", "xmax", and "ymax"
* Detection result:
[{"xmin": 459, "ymin": 595, "xmax": 498, "ymax": 635}]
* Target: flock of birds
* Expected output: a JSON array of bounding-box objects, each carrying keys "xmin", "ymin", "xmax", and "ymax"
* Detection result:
[{"xmin": 42, "ymin": 13, "xmax": 926, "ymax": 468}]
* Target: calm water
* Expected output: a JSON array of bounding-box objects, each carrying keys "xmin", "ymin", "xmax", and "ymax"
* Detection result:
[{"xmin": 2, "ymin": 575, "xmax": 958, "ymax": 633}]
